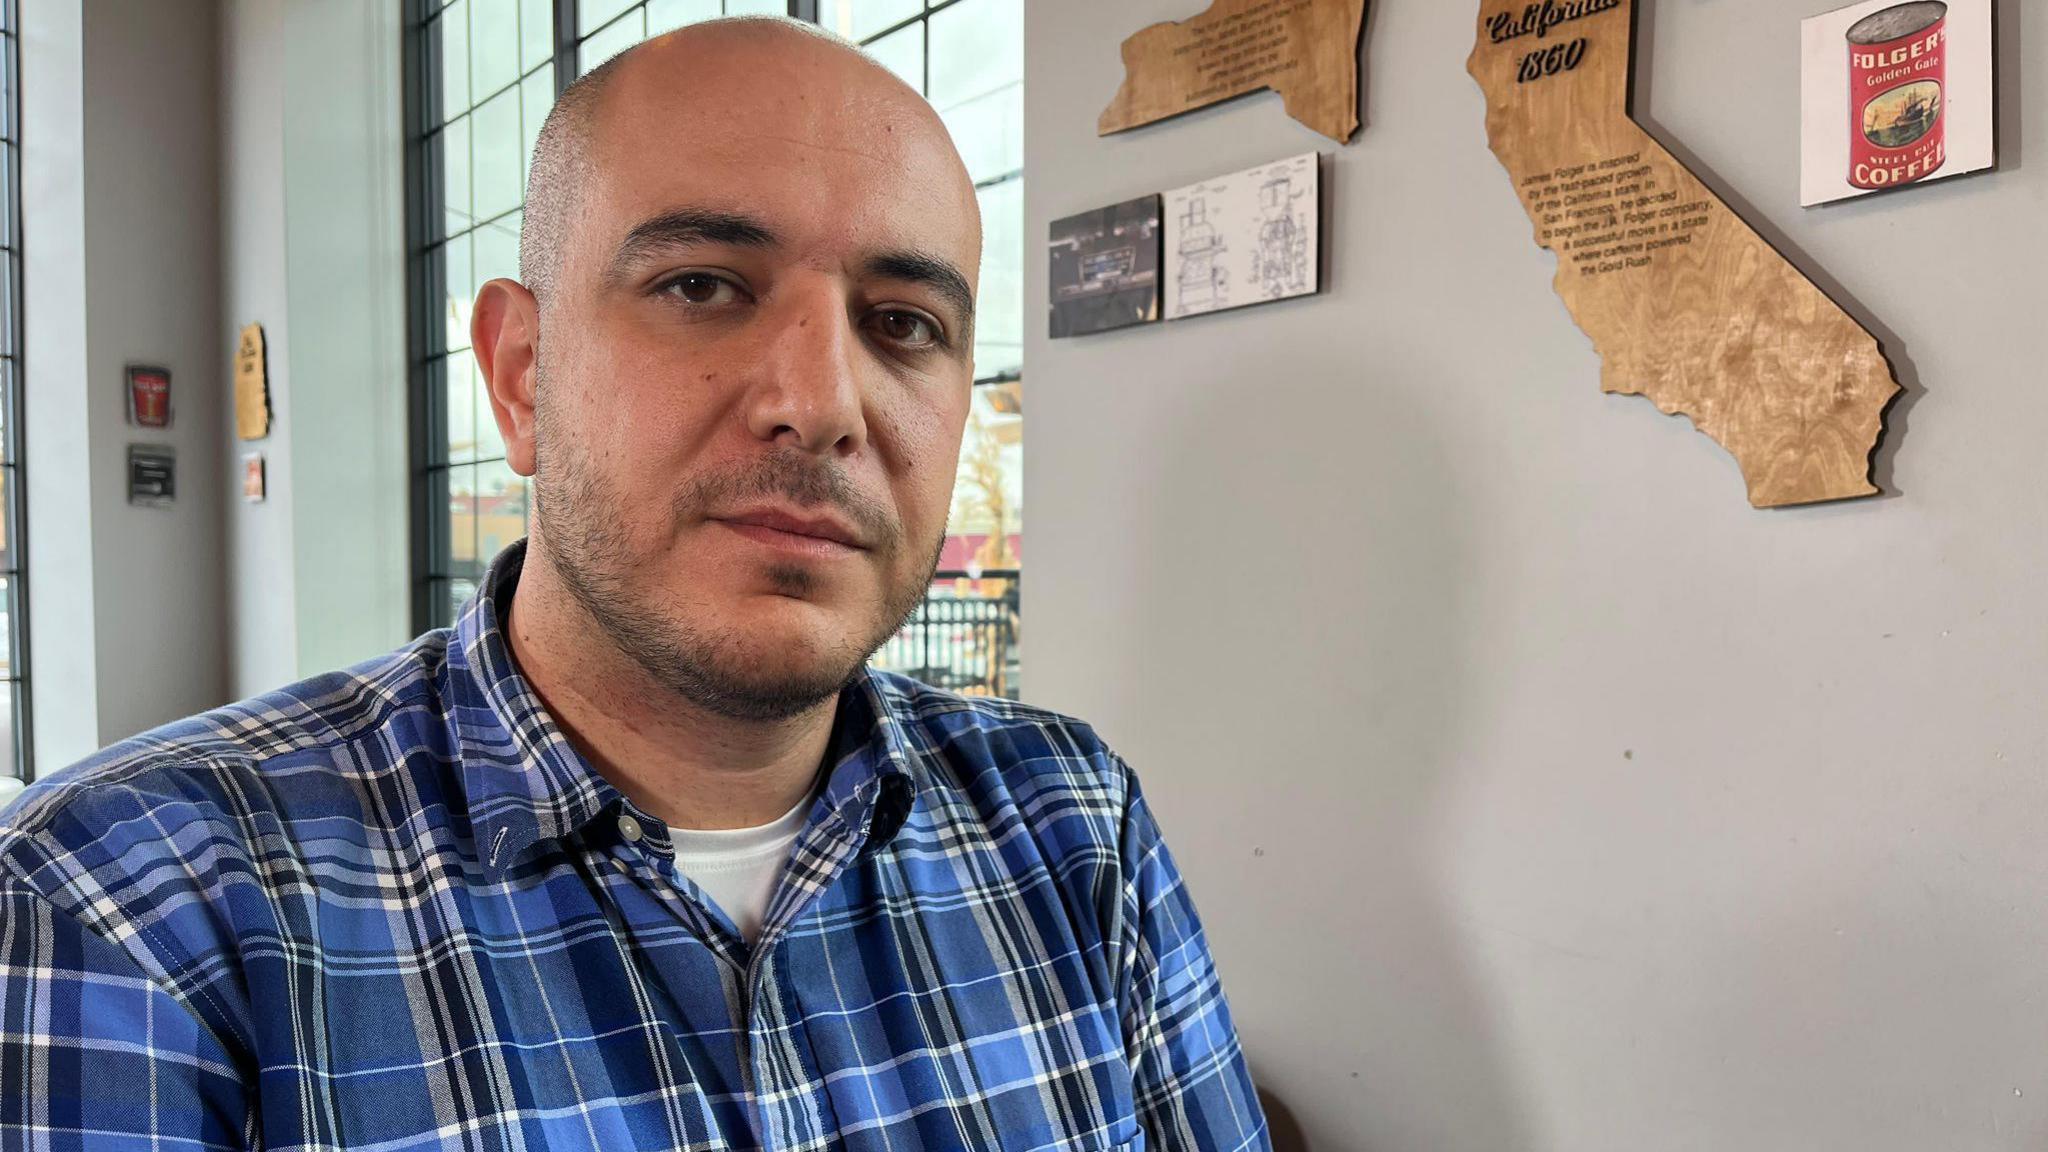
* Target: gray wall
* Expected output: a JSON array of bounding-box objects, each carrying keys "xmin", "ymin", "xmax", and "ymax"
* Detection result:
[
  {"xmin": 24, "ymin": 0, "xmax": 408, "ymax": 772},
  {"xmin": 1025, "ymin": 2, "xmax": 2048, "ymax": 1149},
  {"xmin": 80, "ymin": 0, "xmax": 227, "ymax": 746},
  {"xmin": 24, "ymin": 0, "xmax": 226, "ymax": 762}
]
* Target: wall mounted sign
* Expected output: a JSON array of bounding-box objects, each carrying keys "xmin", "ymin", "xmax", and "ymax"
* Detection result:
[
  {"xmin": 1099, "ymin": 0, "xmax": 1368, "ymax": 144},
  {"xmin": 242, "ymin": 453, "xmax": 267, "ymax": 503},
  {"xmin": 1800, "ymin": 0, "xmax": 1995, "ymax": 207},
  {"xmin": 1164, "ymin": 152, "xmax": 1320, "ymax": 320},
  {"xmin": 1467, "ymin": 0, "xmax": 1899, "ymax": 508},
  {"xmin": 127, "ymin": 444, "xmax": 175, "ymax": 507},
  {"xmin": 1049, "ymin": 195, "xmax": 1163, "ymax": 338},
  {"xmin": 235, "ymin": 323, "xmax": 272, "ymax": 440},
  {"xmin": 126, "ymin": 365, "xmax": 172, "ymax": 428}
]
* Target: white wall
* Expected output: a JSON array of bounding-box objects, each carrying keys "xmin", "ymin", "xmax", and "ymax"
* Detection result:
[
  {"xmin": 21, "ymin": 0, "xmax": 100, "ymax": 770},
  {"xmin": 276, "ymin": 0, "xmax": 410, "ymax": 679},
  {"xmin": 1025, "ymin": 2, "xmax": 2048, "ymax": 1149},
  {"xmin": 221, "ymin": 0, "xmax": 298, "ymax": 700},
  {"xmin": 222, "ymin": 0, "xmax": 409, "ymax": 696}
]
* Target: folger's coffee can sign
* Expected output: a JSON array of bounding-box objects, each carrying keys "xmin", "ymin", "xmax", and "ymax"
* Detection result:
[
  {"xmin": 1800, "ymin": 0, "xmax": 1994, "ymax": 207},
  {"xmin": 1845, "ymin": 2, "xmax": 1946, "ymax": 190}
]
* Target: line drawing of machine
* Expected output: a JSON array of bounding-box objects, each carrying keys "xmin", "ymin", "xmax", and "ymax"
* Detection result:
[
  {"xmin": 1175, "ymin": 196, "xmax": 1229, "ymax": 315},
  {"xmin": 1250, "ymin": 171, "xmax": 1310, "ymax": 300}
]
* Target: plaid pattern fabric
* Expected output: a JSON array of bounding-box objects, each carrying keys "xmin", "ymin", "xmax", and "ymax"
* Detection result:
[{"xmin": 0, "ymin": 542, "xmax": 1267, "ymax": 1152}]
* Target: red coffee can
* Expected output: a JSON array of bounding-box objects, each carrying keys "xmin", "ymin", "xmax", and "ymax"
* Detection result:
[{"xmin": 1846, "ymin": 1, "xmax": 1948, "ymax": 190}]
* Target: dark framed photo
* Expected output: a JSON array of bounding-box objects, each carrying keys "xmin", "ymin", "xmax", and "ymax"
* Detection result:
[
  {"xmin": 127, "ymin": 364, "xmax": 173, "ymax": 428},
  {"xmin": 1049, "ymin": 194, "xmax": 1162, "ymax": 338}
]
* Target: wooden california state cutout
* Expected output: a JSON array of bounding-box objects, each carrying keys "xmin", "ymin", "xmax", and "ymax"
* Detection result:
[
  {"xmin": 1468, "ymin": 0, "xmax": 1900, "ymax": 508},
  {"xmin": 1100, "ymin": 0, "xmax": 1368, "ymax": 144}
]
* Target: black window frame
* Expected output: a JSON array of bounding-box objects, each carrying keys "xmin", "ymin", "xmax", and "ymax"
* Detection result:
[{"xmin": 3, "ymin": 0, "xmax": 34, "ymax": 781}]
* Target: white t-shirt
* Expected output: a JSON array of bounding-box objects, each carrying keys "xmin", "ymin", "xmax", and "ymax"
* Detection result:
[{"xmin": 669, "ymin": 794, "xmax": 811, "ymax": 944}]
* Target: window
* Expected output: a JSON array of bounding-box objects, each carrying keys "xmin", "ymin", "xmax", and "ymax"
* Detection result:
[
  {"xmin": 0, "ymin": 0, "xmax": 30, "ymax": 782},
  {"xmin": 406, "ymin": 0, "xmax": 1023, "ymax": 698}
]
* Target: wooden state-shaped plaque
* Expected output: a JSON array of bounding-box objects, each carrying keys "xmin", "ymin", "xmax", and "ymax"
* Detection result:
[
  {"xmin": 1100, "ymin": 0, "xmax": 1368, "ymax": 144},
  {"xmin": 1469, "ymin": 0, "xmax": 1900, "ymax": 508}
]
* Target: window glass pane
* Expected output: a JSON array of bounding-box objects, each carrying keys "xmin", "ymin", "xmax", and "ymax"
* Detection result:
[
  {"xmin": 928, "ymin": 0, "xmax": 1019, "ymax": 111},
  {"xmin": 444, "ymin": 231, "xmax": 474, "ymax": 354},
  {"xmin": 476, "ymin": 459, "xmax": 529, "ymax": 562},
  {"xmin": 863, "ymin": 23, "xmax": 922, "ymax": 93},
  {"xmin": 520, "ymin": 67, "xmax": 552, "ymax": 199},
  {"xmin": 0, "ymin": 146, "xmax": 13, "ymax": 248},
  {"xmin": 471, "ymin": 85, "xmax": 523, "ymax": 222},
  {"xmin": 0, "ymin": 682, "xmax": 20, "ymax": 781},
  {"xmin": 946, "ymin": 380, "xmax": 1022, "ymax": 573},
  {"xmin": 579, "ymin": 9, "xmax": 648, "ymax": 74},
  {"xmin": 427, "ymin": 466, "xmax": 455, "ymax": 572},
  {"xmin": 940, "ymin": 79, "xmax": 1019, "ymax": 184},
  {"xmin": 649, "ymin": 0, "xmax": 721, "ymax": 35},
  {"xmin": 443, "ymin": 353, "xmax": 478, "ymax": 464},
  {"xmin": 870, "ymin": 585, "xmax": 1019, "ymax": 698},
  {"xmin": 580, "ymin": 0, "xmax": 641, "ymax": 37},
  {"xmin": 444, "ymin": 578, "xmax": 481, "ymax": 627},
  {"xmin": 822, "ymin": 0, "xmax": 919, "ymax": 42},
  {"xmin": 446, "ymin": 463, "xmax": 481, "ymax": 576},
  {"xmin": 973, "ymin": 177, "xmax": 1022, "ymax": 378},
  {"xmin": 438, "ymin": 0, "xmax": 469, "ymax": 115},
  {"xmin": 519, "ymin": 0, "xmax": 553, "ymax": 74},
  {"xmin": 723, "ymin": 0, "xmax": 788, "ymax": 15},
  {"xmin": 473, "ymin": 210, "xmax": 520, "ymax": 286},
  {"xmin": 0, "ymin": 468, "xmax": 10, "ymax": 571},
  {"xmin": 442, "ymin": 115, "xmax": 471, "ymax": 236},
  {"xmin": 470, "ymin": 0, "xmax": 520, "ymax": 99}
]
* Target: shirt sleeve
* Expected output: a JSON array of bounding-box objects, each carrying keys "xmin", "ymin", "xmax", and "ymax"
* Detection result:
[
  {"xmin": 1115, "ymin": 767, "xmax": 1271, "ymax": 1152},
  {"xmin": 0, "ymin": 872, "xmax": 251, "ymax": 1152}
]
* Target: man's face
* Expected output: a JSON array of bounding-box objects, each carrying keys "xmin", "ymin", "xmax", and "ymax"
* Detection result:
[{"xmin": 514, "ymin": 32, "xmax": 981, "ymax": 720}]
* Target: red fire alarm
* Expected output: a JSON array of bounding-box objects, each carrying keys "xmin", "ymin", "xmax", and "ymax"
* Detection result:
[{"xmin": 127, "ymin": 364, "xmax": 172, "ymax": 428}]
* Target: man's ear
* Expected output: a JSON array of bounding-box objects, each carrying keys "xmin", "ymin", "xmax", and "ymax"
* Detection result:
[{"xmin": 473, "ymin": 278, "xmax": 542, "ymax": 477}]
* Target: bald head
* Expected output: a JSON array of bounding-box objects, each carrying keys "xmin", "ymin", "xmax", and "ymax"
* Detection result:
[{"xmin": 517, "ymin": 17, "xmax": 948, "ymax": 309}]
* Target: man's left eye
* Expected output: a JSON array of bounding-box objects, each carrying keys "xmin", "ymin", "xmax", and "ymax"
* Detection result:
[{"xmin": 870, "ymin": 309, "xmax": 939, "ymax": 348}]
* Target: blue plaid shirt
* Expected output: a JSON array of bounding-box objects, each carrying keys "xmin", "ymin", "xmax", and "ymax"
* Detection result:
[{"xmin": 0, "ymin": 542, "xmax": 1267, "ymax": 1152}]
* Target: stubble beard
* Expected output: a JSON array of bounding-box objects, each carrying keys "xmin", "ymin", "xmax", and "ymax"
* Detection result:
[{"xmin": 527, "ymin": 372, "xmax": 946, "ymax": 722}]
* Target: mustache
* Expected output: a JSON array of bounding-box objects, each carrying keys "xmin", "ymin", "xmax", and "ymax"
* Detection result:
[{"xmin": 675, "ymin": 451, "xmax": 900, "ymax": 549}]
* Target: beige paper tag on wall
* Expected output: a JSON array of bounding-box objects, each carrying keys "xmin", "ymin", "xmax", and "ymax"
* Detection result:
[{"xmin": 235, "ymin": 323, "xmax": 271, "ymax": 441}]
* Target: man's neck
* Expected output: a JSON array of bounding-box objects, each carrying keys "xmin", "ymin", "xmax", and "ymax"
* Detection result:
[{"xmin": 500, "ymin": 552, "xmax": 836, "ymax": 833}]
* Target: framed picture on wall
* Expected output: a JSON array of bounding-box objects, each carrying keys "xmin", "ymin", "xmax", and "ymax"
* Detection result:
[
  {"xmin": 1048, "ymin": 194, "xmax": 1162, "ymax": 338},
  {"xmin": 1801, "ymin": 0, "xmax": 1997, "ymax": 207},
  {"xmin": 1163, "ymin": 152, "xmax": 1321, "ymax": 320}
]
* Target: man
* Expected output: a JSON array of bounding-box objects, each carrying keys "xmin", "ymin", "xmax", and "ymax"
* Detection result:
[{"xmin": 0, "ymin": 19, "xmax": 1267, "ymax": 1152}]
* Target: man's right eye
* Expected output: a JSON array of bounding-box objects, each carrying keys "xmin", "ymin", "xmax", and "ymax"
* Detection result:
[{"xmin": 659, "ymin": 272, "xmax": 743, "ymax": 306}]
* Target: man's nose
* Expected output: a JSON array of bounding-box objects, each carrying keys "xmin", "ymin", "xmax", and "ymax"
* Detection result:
[{"xmin": 741, "ymin": 280, "xmax": 868, "ymax": 456}]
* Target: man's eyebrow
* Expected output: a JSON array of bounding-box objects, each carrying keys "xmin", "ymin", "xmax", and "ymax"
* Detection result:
[
  {"xmin": 864, "ymin": 251, "xmax": 977, "ymax": 337},
  {"xmin": 604, "ymin": 209, "xmax": 780, "ymax": 283}
]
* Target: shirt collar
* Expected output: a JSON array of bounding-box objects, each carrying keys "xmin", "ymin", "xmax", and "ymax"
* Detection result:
[{"xmin": 453, "ymin": 540, "xmax": 918, "ymax": 878}]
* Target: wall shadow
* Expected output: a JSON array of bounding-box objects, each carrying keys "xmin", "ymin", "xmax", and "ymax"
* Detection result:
[{"xmin": 1134, "ymin": 337, "xmax": 1533, "ymax": 1149}]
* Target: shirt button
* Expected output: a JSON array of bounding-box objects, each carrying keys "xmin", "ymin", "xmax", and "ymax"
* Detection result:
[
  {"xmin": 618, "ymin": 814, "xmax": 643, "ymax": 842},
  {"xmin": 611, "ymin": 857, "xmax": 629, "ymax": 874}
]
